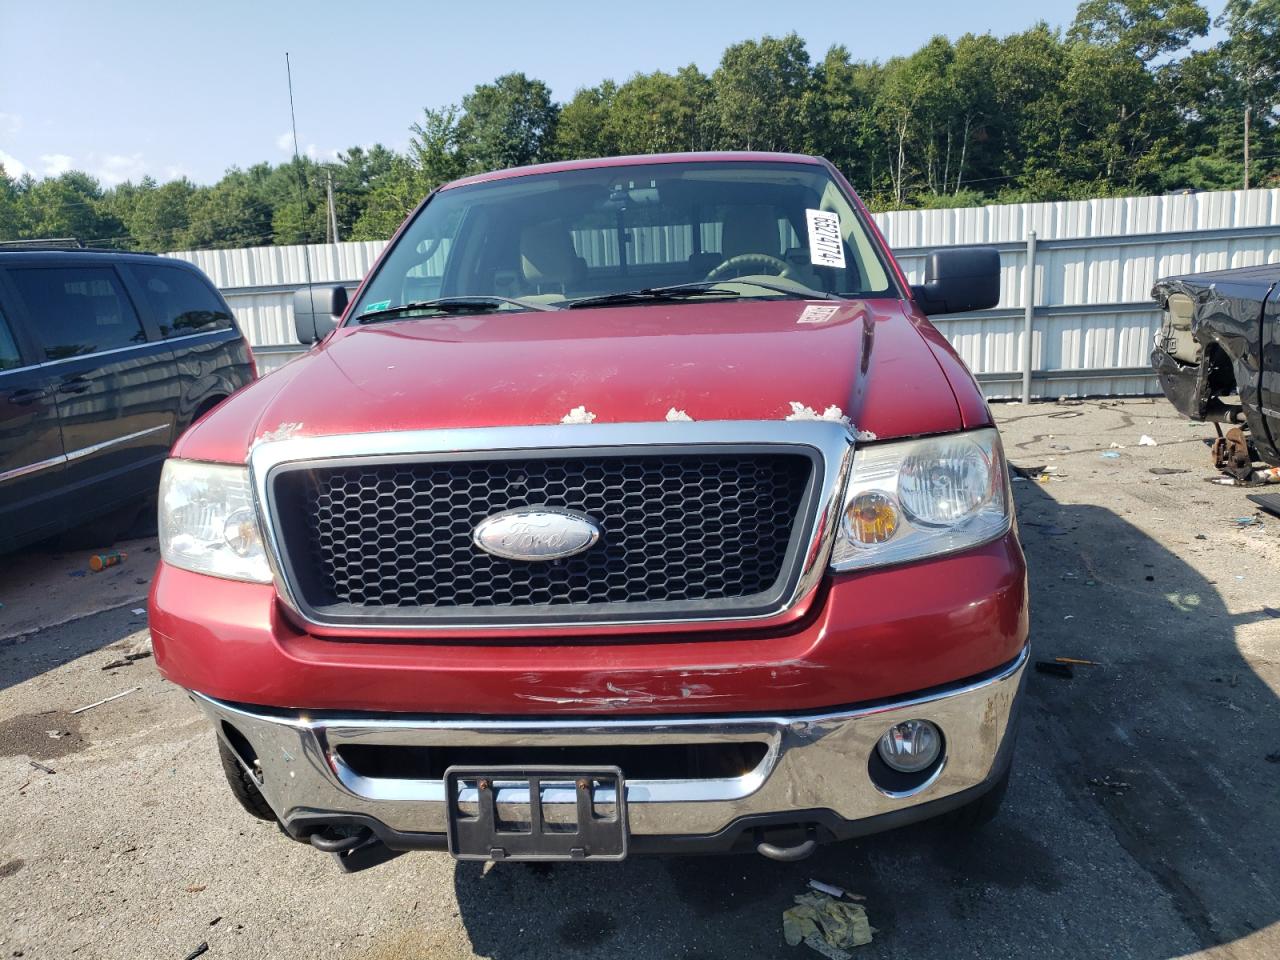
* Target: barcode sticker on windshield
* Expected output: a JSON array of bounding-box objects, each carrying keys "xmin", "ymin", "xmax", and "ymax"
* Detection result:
[{"xmin": 805, "ymin": 209, "xmax": 846, "ymax": 270}]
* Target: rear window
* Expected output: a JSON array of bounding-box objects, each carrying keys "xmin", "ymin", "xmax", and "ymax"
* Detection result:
[
  {"xmin": 6, "ymin": 266, "xmax": 147, "ymax": 360},
  {"xmin": 132, "ymin": 263, "xmax": 234, "ymax": 338}
]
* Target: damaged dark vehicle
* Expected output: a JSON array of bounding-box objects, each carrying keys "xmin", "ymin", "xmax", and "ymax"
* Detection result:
[{"xmin": 1151, "ymin": 264, "xmax": 1280, "ymax": 468}]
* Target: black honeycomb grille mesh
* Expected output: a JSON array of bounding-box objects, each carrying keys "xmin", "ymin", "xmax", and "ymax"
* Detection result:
[{"xmin": 278, "ymin": 453, "xmax": 812, "ymax": 613}]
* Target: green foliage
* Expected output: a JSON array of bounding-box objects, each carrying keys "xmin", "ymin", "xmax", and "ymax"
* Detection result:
[{"xmin": 1, "ymin": 0, "xmax": 1275, "ymax": 250}]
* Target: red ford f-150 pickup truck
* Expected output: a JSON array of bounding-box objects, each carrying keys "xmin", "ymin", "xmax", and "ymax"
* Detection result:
[{"xmin": 150, "ymin": 152, "xmax": 1028, "ymax": 870}]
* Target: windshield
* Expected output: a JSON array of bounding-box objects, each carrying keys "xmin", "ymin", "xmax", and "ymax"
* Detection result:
[{"xmin": 349, "ymin": 160, "xmax": 897, "ymax": 322}]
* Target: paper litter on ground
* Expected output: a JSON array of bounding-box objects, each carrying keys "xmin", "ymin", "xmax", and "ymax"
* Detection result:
[{"xmin": 782, "ymin": 891, "xmax": 874, "ymax": 956}]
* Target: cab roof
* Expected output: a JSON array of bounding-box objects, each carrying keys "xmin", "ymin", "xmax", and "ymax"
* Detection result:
[{"xmin": 442, "ymin": 151, "xmax": 828, "ymax": 191}]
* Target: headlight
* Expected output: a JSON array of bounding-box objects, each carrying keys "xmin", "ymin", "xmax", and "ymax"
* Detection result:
[
  {"xmin": 830, "ymin": 428, "xmax": 1011, "ymax": 571},
  {"xmin": 159, "ymin": 459, "xmax": 272, "ymax": 583}
]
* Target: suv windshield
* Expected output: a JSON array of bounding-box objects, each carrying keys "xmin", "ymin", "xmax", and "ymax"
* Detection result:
[{"xmin": 349, "ymin": 160, "xmax": 896, "ymax": 322}]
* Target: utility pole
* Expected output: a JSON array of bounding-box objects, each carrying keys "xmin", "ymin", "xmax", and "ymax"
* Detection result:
[
  {"xmin": 326, "ymin": 170, "xmax": 339, "ymax": 244},
  {"xmin": 1243, "ymin": 105, "xmax": 1251, "ymax": 191}
]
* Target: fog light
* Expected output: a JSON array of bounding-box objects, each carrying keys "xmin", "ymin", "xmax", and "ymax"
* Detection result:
[{"xmin": 876, "ymin": 719, "xmax": 942, "ymax": 773}]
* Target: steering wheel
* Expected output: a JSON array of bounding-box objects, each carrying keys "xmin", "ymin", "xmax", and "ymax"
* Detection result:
[{"xmin": 703, "ymin": 253, "xmax": 797, "ymax": 283}]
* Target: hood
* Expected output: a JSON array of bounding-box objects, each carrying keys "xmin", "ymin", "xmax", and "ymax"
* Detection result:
[{"xmin": 175, "ymin": 298, "xmax": 970, "ymax": 463}]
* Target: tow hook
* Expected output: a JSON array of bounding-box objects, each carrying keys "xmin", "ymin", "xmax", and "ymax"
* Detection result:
[
  {"xmin": 309, "ymin": 826, "xmax": 369, "ymax": 854},
  {"xmin": 308, "ymin": 826, "xmax": 402, "ymax": 872},
  {"xmin": 756, "ymin": 830, "xmax": 818, "ymax": 862}
]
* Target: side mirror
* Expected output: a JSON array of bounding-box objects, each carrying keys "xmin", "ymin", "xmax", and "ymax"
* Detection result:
[
  {"xmin": 910, "ymin": 246, "xmax": 1000, "ymax": 316},
  {"xmin": 293, "ymin": 285, "xmax": 349, "ymax": 344}
]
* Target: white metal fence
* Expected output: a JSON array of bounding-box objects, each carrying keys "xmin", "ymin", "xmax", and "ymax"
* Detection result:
[{"xmin": 165, "ymin": 187, "xmax": 1280, "ymax": 397}]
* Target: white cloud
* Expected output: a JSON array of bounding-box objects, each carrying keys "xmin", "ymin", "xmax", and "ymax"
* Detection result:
[
  {"xmin": 275, "ymin": 131, "xmax": 295, "ymax": 153},
  {"xmin": 40, "ymin": 154, "xmax": 73, "ymax": 177},
  {"xmin": 94, "ymin": 152, "xmax": 148, "ymax": 186},
  {"xmin": 0, "ymin": 112, "xmax": 21, "ymax": 137},
  {"xmin": 0, "ymin": 148, "xmax": 27, "ymax": 178}
]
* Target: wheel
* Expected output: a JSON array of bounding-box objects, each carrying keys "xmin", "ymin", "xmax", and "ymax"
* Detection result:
[
  {"xmin": 217, "ymin": 737, "xmax": 276, "ymax": 822},
  {"xmin": 939, "ymin": 765, "xmax": 1010, "ymax": 831}
]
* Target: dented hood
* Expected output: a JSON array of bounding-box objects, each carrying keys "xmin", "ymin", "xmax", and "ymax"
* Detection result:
[{"xmin": 175, "ymin": 298, "xmax": 972, "ymax": 463}]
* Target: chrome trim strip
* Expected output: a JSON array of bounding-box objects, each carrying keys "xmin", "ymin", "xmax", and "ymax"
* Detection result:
[
  {"xmin": 0, "ymin": 451, "xmax": 66, "ymax": 484},
  {"xmin": 0, "ymin": 329, "xmax": 235, "ymax": 377},
  {"xmin": 247, "ymin": 420, "xmax": 856, "ymax": 634},
  {"xmin": 0, "ymin": 423, "xmax": 169, "ymax": 484},
  {"xmin": 190, "ymin": 645, "xmax": 1028, "ymax": 837},
  {"xmin": 64, "ymin": 424, "xmax": 169, "ymax": 462}
]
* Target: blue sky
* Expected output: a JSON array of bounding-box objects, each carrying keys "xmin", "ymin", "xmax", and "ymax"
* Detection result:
[{"xmin": 0, "ymin": 0, "xmax": 1211, "ymax": 186}]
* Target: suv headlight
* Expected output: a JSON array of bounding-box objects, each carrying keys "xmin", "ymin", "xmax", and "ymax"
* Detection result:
[
  {"xmin": 830, "ymin": 428, "xmax": 1011, "ymax": 571},
  {"xmin": 159, "ymin": 459, "xmax": 272, "ymax": 583}
]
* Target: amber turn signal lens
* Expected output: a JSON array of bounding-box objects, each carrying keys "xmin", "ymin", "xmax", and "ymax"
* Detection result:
[{"xmin": 845, "ymin": 491, "xmax": 898, "ymax": 545}]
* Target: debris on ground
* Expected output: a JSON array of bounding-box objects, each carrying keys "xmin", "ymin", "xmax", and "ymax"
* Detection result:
[
  {"xmin": 1101, "ymin": 451, "xmax": 1121, "ymax": 459},
  {"xmin": 28, "ymin": 760, "xmax": 55, "ymax": 775},
  {"xmin": 1139, "ymin": 435, "xmax": 1158, "ymax": 446},
  {"xmin": 1035, "ymin": 660, "xmax": 1074, "ymax": 679},
  {"xmin": 88, "ymin": 551, "xmax": 127, "ymax": 572},
  {"xmin": 807, "ymin": 879, "xmax": 865, "ymax": 901},
  {"xmin": 1089, "ymin": 776, "xmax": 1133, "ymax": 795},
  {"xmin": 783, "ymin": 890, "xmax": 875, "ymax": 957},
  {"xmin": 1055, "ymin": 656, "xmax": 1101, "ymax": 666},
  {"xmin": 131, "ymin": 607, "xmax": 146, "ymax": 615},
  {"xmin": 182, "ymin": 943, "xmax": 209, "ymax": 960},
  {"xmin": 1232, "ymin": 516, "xmax": 1263, "ymax": 528},
  {"xmin": 185, "ymin": 884, "xmax": 207, "ymax": 893},
  {"xmin": 71, "ymin": 687, "xmax": 139, "ymax": 714},
  {"xmin": 102, "ymin": 659, "xmax": 132, "ymax": 671},
  {"xmin": 1149, "ymin": 467, "xmax": 1188, "ymax": 476},
  {"xmin": 1108, "ymin": 442, "xmax": 1124, "ymax": 449}
]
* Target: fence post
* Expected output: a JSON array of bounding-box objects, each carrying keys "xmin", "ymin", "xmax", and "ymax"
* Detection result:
[{"xmin": 1021, "ymin": 230, "xmax": 1037, "ymax": 404}]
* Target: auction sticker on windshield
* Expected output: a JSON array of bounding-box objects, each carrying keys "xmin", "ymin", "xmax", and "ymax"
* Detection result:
[{"xmin": 805, "ymin": 209, "xmax": 846, "ymax": 269}]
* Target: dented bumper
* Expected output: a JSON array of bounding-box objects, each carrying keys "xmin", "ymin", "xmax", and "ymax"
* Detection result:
[{"xmin": 194, "ymin": 644, "xmax": 1027, "ymax": 849}]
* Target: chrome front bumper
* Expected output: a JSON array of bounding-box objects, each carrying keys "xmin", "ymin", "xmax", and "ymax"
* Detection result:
[{"xmin": 193, "ymin": 646, "xmax": 1027, "ymax": 845}]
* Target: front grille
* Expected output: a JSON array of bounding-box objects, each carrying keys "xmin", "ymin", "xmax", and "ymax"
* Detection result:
[{"xmin": 269, "ymin": 449, "xmax": 817, "ymax": 627}]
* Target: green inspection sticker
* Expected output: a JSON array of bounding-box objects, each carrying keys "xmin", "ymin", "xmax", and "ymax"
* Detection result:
[{"xmin": 363, "ymin": 299, "xmax": 392, "ymax": 313}]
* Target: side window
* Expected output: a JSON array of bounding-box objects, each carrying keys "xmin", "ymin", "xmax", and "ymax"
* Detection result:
[
  {"xmin": 0, "ymin": 309, "xmax": 21, "ymax": 371},
  {"xmin": 131, "ymin": 264, "xmax": 233, "ymax": 338},
  {"xmin": 6, "ymin": 267, "xmax": 147, "ymax": 360}
]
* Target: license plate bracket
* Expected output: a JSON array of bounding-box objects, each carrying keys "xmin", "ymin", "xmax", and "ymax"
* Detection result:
[{"xmin": 444, "ymin": 765, "xmax": 627, "ymax": 862}]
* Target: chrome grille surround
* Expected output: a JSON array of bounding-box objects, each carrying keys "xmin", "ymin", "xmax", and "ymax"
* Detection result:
[{"xmin": 248, "ymin": 420, "xmax": 856, "ymax": 633}]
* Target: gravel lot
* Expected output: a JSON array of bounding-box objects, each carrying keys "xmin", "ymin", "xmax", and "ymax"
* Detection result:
[{"xmin": 2, "ymin": 398, "xmax": 1279, "ymax": 960}]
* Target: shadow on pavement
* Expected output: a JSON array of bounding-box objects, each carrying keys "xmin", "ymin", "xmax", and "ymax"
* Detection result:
[{"xmin": 453, "ymin": 482, "xmax": 1280, "ymax": 959}]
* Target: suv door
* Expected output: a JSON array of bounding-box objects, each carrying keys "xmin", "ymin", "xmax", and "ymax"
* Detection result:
[
  {"xmin": 0, "ymin": 299, "xmax": 65, "ymax": 550},
  {"xmin": 0, "ymin": 263, "xmax": 175, "ymax": 516}
]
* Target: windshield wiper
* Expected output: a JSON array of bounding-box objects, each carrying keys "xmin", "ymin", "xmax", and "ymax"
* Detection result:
[
  {"xmin": 564, "ymin": 279, "xmax": 842, "ymax": 310},
  {"xmin": 356, "ymin": 296, "xmax": 555, "ymax": 324}
]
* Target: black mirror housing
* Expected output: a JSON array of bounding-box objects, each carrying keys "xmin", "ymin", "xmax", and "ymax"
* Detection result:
[
  {"xmin": 293, "ymin": 285, "xmax": 350, "ymax": 344},
  {"xmin": 910, "ymin": 246, "xmax": 1001, "ymax": 316}
]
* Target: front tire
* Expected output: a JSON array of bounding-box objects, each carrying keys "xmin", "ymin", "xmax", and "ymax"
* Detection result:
[{"xmin": 217, "ymin": 737, "xmax": 276, "ymax": 822}]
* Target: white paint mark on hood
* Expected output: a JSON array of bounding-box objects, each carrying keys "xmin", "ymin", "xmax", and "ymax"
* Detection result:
[{"xmin": 560, "ymin": 406, "xmax": 597, "ymax": 424}]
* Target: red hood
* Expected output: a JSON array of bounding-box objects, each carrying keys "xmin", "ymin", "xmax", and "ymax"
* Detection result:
[{"xmin": 175, "ymin": 298, "xmax": 978, "ymax": 463}]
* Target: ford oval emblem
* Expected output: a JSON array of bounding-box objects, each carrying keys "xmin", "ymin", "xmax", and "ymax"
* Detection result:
[{"xmin": 472, "ymin": 506, "xmax": 601, "ymax": 562}]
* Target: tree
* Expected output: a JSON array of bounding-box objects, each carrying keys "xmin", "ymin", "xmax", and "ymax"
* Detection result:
[
  {"xmin": 1069, "ymin": 0, "xmax": 1210, "ymax": 63},
  {"xmin": 1216, "ymin": 0, "xmax": 1280, "ymax": 187},
  {"xmin": 0, "ymin": 165, "xmax": 21, "ymax": 241},
  {"xmin": 553, "ymin": 82, "xmax": 620, "ymax": 159},
  {"xmin": 179, "ymin": 173, "xmax": 271, "ymax": 249},
  {"xmin": 16, "ymin": 171, "xmax": 123, "ymax": 244},
  {"xmin": 710, "ymin": 34, "xmax": 811, "ymax": 151},
  {"xmin": 455, "ymin": 73, "xmax": 559, "ymax": 171},
  {"xmin": 603, "ymin": 68, "xmax": 713, "ymax": 155}
]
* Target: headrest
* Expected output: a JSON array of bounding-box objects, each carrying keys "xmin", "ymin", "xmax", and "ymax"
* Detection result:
[{"xmin": 520, "ymin": 221, "xmax": 581, "ymax": 284}]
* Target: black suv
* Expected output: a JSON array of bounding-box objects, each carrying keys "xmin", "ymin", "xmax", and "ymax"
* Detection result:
[{"xmin": 0, "ymin": 248, "xmax": 255, "ymax": 552}]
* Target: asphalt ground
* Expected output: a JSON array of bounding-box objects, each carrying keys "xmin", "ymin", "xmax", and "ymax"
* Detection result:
[{"xmin": 2, "ymin": 398, "xmax": 1279, "ymax": 959}]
